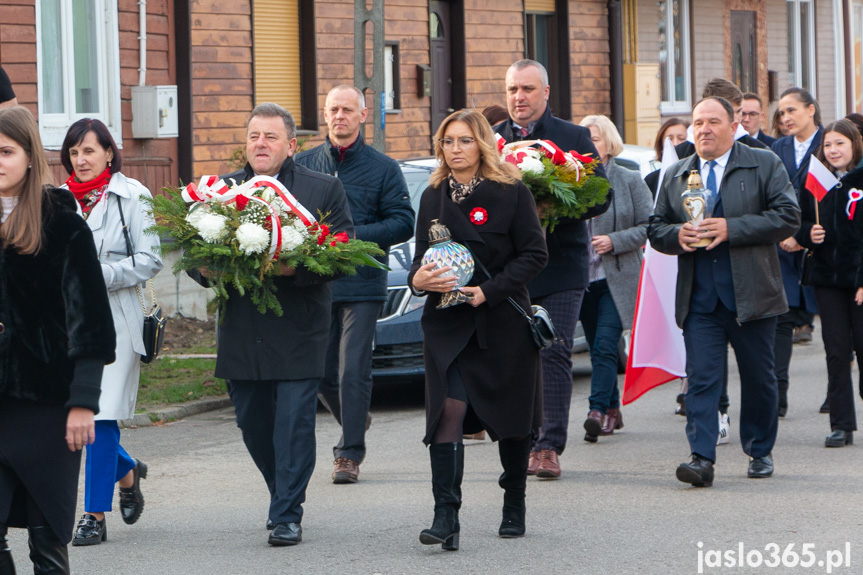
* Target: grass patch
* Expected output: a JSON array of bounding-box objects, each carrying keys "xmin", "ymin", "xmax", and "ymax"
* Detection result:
[{"xmin": 136, "ymin": 357, "xmax": 226, "ymax": 413}]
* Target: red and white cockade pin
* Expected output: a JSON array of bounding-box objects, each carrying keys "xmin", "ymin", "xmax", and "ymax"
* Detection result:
[{"xmin": 469, "ymin": 207, "xmax": 488, "ymax": 225}]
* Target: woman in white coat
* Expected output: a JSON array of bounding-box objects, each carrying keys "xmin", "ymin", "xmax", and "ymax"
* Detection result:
[{"xmin": 59, "ymin": 119, "xmax": 162, "ymax": 546}]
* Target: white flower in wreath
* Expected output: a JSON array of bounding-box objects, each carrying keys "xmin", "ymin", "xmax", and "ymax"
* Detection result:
[
  {"xmin": 292, "ymin": 216, "xmax": 310, "ymax": 236},
  {"xmin": 518, "ymin": 155, "xmax": 544, "ymax": 175},
  {"xmin": 185, "ymin": 204, "xmax": 209, "ymax": 227},
  {"xmin": 194, "ymin": 213, "xmax": 230, "ymax": 243},
  {"xmin": 280, "ymin": 225, "xmax": 306, "ymax": 251},
  {"xmin": 236, "ymin": 222, "xmax": 271, "ymax": 255}
]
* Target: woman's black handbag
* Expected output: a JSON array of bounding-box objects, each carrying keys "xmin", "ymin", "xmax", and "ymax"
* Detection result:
[
  {"xmin": 472, "ymin": 255, "xmax": 558, "ymax": 350},
  {"xmin": 117, "ymin": 196, "xmax": 167, "ymax": 363},
  {"xmin": 138, "ymin": 281, "xmax": 167, "ymax": 364}
]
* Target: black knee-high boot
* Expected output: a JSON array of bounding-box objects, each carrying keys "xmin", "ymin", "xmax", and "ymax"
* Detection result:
[
  {"xmin": 0, "ymin": 523, "xmax": 15, "ymax": 575},
  {"xmin": 498, "ymin": 435, "xmax": 531, "ymax": 538},
  {"xmin": 27, "ymin": 527, "xmax": 69, "ymax": 575},
  {"xmin": 419, "ymin": 442, "xmax": 463, "ymax": 550}
]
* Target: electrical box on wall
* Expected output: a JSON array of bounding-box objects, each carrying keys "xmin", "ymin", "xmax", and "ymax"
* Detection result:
[{"xmin": 131, "ymin": 85, "xmax": 179, "ymax": 139}]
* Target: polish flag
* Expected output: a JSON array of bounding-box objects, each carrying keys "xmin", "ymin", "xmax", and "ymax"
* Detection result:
[
  {"xmin": 622, "ymin": 137, "xmax": 687, "ymax": 404},
  {"xmin": 805, "ymin": 155, "xmax": 839, "ymax": 202}
]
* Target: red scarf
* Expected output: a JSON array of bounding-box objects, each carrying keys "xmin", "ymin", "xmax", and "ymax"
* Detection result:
[{"xmin": 66, "ymin": 168, "xmax": 112, "ymax": 218}]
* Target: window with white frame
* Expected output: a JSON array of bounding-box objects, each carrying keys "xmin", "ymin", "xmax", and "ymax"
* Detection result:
[
  {"xmin": 658, "ymin": 0, "xmax": 691, "ymax": 114},
  {"xmin": 786, "ymin": 0, "xmax": 816, "ymax": 94},
  {"xmin": 851, "ymin": 1, "xmax": 862, "ymax": 112},
  {"xmin": 384, "ymin": 42, "xmax": 401, "ymax": 111},
  {"xmin": 36, "ymin": 0, "xmax": 122, "ymax": 149}
]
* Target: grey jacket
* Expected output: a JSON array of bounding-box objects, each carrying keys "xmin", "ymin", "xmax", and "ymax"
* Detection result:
[
  {"xmin": 648, "ymin": 142, "xmax": 800, "ymax": 326},
  {"xmin": 591, "ymin": 159, "xmax": 652, "ymax": 330}
]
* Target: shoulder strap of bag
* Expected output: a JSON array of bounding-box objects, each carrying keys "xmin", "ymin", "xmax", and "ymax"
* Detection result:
[
  {"xmin": 115, "ymin": 194, "xmax": 136, "ymax": 268},
  {"xmin": 470, "ymin": 251, "xmax": 530, "ymax": 320},
  {"xmin": 115, "ymin": 195, "xmax": 158, "ymax": 314}
]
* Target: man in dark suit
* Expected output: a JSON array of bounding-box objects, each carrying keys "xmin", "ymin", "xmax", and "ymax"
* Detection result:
[
  {"xmin": 494, "ymin": 59, "xmax": 611, "ymax": 479},
  {"xmin": 673, "ymin": 79, "xmax": 773, "ymax": 440},
  {"xmin": 649, "ymin": 96, "xmax": 800, "ymax": 486},
  {"xmin": 741, "ymin": 92, "xmax": 777, "ymax": 147},
  {"xmin": 218, "ymin": 103, "xmax": 354, "ymax": 545},
  {"xmin": 675, "ymin": 79, "xmax": 769, "ymax": 160},
  {"xmin": 295, "ymin": 86, "xmax": 414, "ymax": 484}
]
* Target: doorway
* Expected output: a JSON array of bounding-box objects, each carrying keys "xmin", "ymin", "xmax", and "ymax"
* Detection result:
[{"xmin": 730, "ymin": 11, "xmax": 757, "ymax": 94}]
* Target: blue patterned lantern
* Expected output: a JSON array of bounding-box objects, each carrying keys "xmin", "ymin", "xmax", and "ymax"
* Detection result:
[{"xmin": 421, "ymin": 219, "xmax": 475, "ymax": 308}]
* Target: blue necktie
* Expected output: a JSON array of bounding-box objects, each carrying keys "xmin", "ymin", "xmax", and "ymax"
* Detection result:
[{"xmin": 706, "ymin": 160, "xmax": 718, "ymax": 196}]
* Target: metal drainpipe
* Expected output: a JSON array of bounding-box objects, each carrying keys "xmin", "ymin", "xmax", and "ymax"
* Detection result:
[
  {"xmin": 607, "ymin": 0, "xmax": 625, "ymax": 138},
  {"xmin": 138, "ymin": 0, "xmax": 147, "ymax": 86}
]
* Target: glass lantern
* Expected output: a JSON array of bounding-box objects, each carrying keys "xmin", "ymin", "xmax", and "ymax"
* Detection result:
[{"xmin": 420, "ymin": 219, "xmax": 475, "ymax": 308}]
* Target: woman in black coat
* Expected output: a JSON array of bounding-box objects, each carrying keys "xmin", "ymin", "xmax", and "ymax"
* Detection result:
[
  {"xmin": 0, "ymin": 106, "xmax": 116, "ymax": 574},
  {"xmin": 409, "ymin": 109, "xmax": 547, "ymax": 550},
  {"xmin": 796, "ymin": 119, "xmax": 863, "ymax": 447}
]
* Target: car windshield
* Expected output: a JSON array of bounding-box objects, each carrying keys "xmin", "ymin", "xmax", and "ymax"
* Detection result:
[{"xmin": 401, "ymin": 168, "xmax": 430, "ymax": 213}]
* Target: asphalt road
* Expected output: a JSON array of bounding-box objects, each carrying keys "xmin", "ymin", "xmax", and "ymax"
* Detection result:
[{"xmin": 8, "ymin": 327, "xmax": 863, "ymax": 574}]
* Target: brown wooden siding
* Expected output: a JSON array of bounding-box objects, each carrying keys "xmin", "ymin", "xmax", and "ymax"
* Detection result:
[
  {"xmin": 190, "ymin": 0, "xmax": 253, "ymax": 177},
  {"xmin": 569, "ymin": 0, "xmax": 611, "ymax": 120}
]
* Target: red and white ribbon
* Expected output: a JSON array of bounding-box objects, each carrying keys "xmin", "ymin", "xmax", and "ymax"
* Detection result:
[
  {"xmin": 245, "ymin": 196, "xmax": 283, "ymax": 259},
  {"xmin": 182, "ymin": 175, "xmax": 231, "ymax": 202},
  {"xmin": 243, "ymin": 176, "xmax": 315, "ymax": 227},
  {"xmin": 500, "ymin": 139, "xmax": 585, "ymax": 181},
  {"xmin": 185, "ymin": 175, "xmax": 319, "ymax": 260},
  {"xmin": 847, "ymin": 188, "xmax": 863, "ymax": 220}
]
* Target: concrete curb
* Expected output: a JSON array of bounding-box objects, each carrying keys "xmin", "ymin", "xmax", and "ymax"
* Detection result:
[{"xmin": 120, "ymin": 396, "xmax": 233, "ymax": 428}]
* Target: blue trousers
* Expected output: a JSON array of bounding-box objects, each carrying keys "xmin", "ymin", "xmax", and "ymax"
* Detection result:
[
  {"xmin": 580, "ymin": 280, "xmax": 622, "ymax": 413},
  {"xmin": 318, "ymin": 301, "xmax": 382, "ymax": 463},
  {"xmin": 683, "ymin": 303, "xmax": 778, "ymax": 463},
  {"xmin": 533, "ymin": 288, "xmax": 585, "ymax": 455},
  {"xmin": 84, "ymin": 421, "xmax": 136, "ymax": 512},
  {"xmin": 229, "ymin": 378, "xmax": 318, "ymax": 524}
]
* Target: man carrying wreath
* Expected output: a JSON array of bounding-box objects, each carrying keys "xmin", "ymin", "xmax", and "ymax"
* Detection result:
[
  {"xmin": 192, "ymin": 103, "xmax": 354, "ymax": 546},
  {"xmin": 494, "ymin": 59, "xmax": 612, "ymax": 480}
]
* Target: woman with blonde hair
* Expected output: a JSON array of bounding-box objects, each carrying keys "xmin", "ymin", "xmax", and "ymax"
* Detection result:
[
  {"xmin": 0, "ymin": 106, "xmax": 115, "ymax": 574},
  {"xmin": 410, "ymin": 109, "xmax": 547, "ymax": 549},
  {"xmin": 578, "ymin": 115, "xmax": 652, "ymax": 441}
]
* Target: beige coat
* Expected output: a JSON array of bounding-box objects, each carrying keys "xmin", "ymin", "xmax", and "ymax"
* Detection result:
[{"xmin": 80, "ymin": 173, "xmax": 162, "ymax": 420}]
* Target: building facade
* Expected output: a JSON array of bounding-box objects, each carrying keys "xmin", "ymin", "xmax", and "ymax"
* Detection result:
[{"xmin": 1, "ymin": 0, "xmax": 859, "ymax": 187}]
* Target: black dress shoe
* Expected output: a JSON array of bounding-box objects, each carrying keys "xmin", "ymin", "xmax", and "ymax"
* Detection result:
[
  {"xmin": 676, "ymin": 455, "xmax": 714, "ymax": 487},
  {"xmin": 777, "ymin": 405, "xmax": 787, "ymax": 418},
  {"xmin": 747, "ymin": 454, "xmax": 773, "ymax": 478},
  {"xmin": 820, "ymin": 398, "xmax": 830, "ymax": 413},
  {"xmin": 119, "ymin": 459, "xmax": 147, "ymax": 525},
  {"xmin": 266, "ymin": 519, "xmax": 275, "ymax": 530},
  {"xmin": 825, "ymin": 430, "xmax": 853, "ymax": 447},
  {"xmin": 268, "ymin": 522, "xmax": 302, "ymax": 546},
  {"xmin": 72, "ymin": 514, "xmax": 107, "ymax": 546}
]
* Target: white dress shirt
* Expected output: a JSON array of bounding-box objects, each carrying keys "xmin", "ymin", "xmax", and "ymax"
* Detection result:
[
  {"xmin": 699, "ymin": 147, "xmax": 733, "ymax": 194},
  {"xmin": 794, "ymin": 131, "xmax": 817, "ymax": 168}
]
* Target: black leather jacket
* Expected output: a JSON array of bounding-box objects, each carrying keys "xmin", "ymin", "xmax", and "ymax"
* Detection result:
[{"xmin": 648, "ymin": 142, "xmax": 801, "ymax": 325}]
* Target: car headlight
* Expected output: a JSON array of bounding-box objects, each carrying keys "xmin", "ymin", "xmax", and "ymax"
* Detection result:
[{"xmin": 404, "ymin": 293, "xmax": 426, "ymax": 314}]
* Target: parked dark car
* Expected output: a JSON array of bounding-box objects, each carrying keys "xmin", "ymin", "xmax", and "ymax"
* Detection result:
[{"xmin": 370, "ymin": 162, "xmax": 433, "ymax": 381}]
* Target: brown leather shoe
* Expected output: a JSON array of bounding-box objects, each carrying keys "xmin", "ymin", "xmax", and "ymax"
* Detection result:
[
  {"xmin": 536, "ymin": 449, "xmax": 561, "ymax": 479},
  {"xmin": 583, "ymin": 410, "xmax": 605, "ymax": 441},
  {"xmin": 600, "ymin": 408, "xmax": 624, "ymax": 435},
  {"xmin": 527, "ymin": 451, "xmax": 540, "ymax": 476},
  {"xmin": 332, "ymin": 458, "xmax": 359, "ymax": 484}
]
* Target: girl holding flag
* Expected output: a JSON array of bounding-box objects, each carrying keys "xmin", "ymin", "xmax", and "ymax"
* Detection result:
[{"xmin": 797, "ymin": 118, "xmax": 863, "ymax": 447}]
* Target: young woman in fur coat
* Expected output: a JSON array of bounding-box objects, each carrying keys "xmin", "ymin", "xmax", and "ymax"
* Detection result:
[
  {"xmin": 796, "ymin": 118, "xmax": 863, "ymax": 448},
  {"xmin": 0, "ymin": 106, "xmax": 116, "ymax": 574}
]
